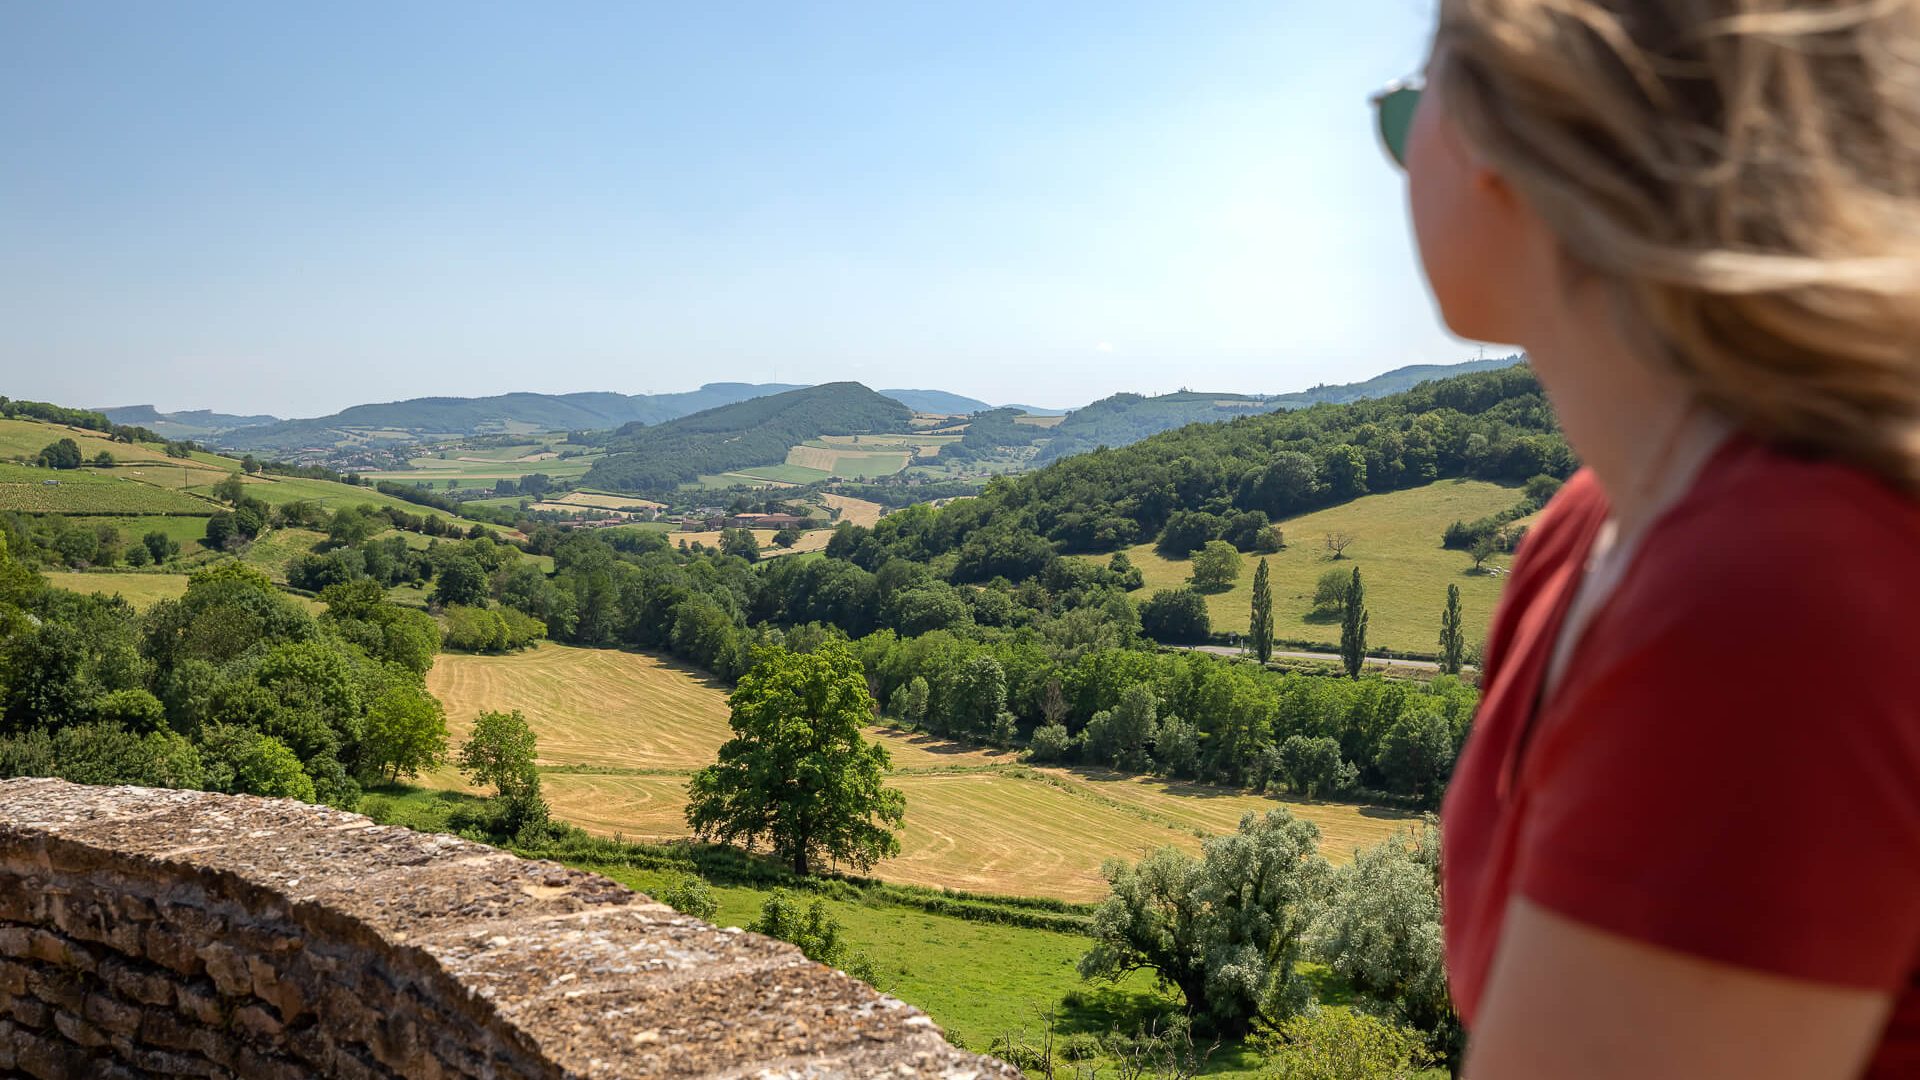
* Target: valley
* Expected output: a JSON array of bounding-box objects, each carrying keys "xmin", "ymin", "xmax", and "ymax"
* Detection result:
[{"xmin": 421, "ymin": 643, "xmax": 1414, "ymax": 902}]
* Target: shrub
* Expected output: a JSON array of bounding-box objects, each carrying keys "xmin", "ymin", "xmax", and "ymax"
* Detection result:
[{"xmin": 657, "ymin": 873, "xmax": 719, "ymax": 921}]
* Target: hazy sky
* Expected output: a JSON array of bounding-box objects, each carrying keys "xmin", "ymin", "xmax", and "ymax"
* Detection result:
[{"xmin": 0, "ymin": 1, "xmax": 1465, "ymax": 417}]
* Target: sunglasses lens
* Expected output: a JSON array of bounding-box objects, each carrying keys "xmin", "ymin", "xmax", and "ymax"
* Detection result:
[{"xmin": 1377, "ymin": 86, "xmax": 1421, "ymax": 167}]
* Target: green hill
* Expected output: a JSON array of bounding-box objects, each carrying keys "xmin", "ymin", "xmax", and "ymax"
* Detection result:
[
  {"xmin": 213, "ymin": 383, "xmax": 807, "ymax": 451},
  {"xmin": 585, "ymin": 383, "xmax": 914, "ymax": 493},
  {"xmin": 1033, "ymin": 356, "xmax": 1525, "ymax": 463}
]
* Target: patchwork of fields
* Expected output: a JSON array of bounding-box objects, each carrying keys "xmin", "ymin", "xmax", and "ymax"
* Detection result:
[
  {"xmin": 423, "ymin": 644, "xmax": 1416, "ymax": 901},
  {"xmin": 1090, "ymin": 479, "xmax": 1522, "ymax": 653}
]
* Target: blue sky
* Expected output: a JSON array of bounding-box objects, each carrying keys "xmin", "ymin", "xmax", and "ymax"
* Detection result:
[{"xmin": 0, "ymin": 1, "xmax": 1461, "ymax": 417}]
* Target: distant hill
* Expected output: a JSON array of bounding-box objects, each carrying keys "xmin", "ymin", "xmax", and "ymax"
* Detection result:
[
  {"xmin": 97, "ymin": 405, "xmax": 280, "ymax": 438},
  {"xmin": 213, "ymin": 383, "xmax": 806, "ymax": 451},
  {"xmin": 1000, "ymin": 403, "xmax": 1069, "ymax": 417},
  {"xmin": 879, "ymin": 389, "xmax": 993, "ymax": 415},
  {"xmin": 585, "ymin": 383, "xmax": 913, "ymax": 492},
  {"xmin": 1034, "ymin": 355, "xmax": 1524, "ymax": 463}
]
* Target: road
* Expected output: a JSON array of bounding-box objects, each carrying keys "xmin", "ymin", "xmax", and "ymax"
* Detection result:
[{"xmin": 1182, "ymin": 644, "xmax": 1449, "ymax": 673}]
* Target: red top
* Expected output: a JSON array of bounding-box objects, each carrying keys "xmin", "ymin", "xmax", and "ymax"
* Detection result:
[{"xmin": 1443, "ymin": 436, "xmax": 1920, "ymax": 1076}]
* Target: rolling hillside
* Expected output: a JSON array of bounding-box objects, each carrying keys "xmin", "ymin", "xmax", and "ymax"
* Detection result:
[
  {"xmin": 1033, "ymin": 355, "xmax": 1525, "ymax": 463},
  {"xmin": 213, "ymin": 382, "xmax": 806, "ymax": 451},
  {"xmin": 584, "ymin": 382, "xmax": 914, "ymax": 492},
  {"xmin": 1087, "ymin": 479, "xmax": 1523, "ymax": 651},
  {"xmin": 879, "ymin": 389, "xmax": 992, "ymax": 415}
]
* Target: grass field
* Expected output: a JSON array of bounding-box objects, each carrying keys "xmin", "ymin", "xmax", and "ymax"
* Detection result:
[
  {"xmin": 239, "ymin": 527, "xmax": 329, "ymax": 583},
  {"xmin": 0, "ymin": 463, "xmax": 218, "ymax": 515},
  {"xmin": 1092, "ymin": 479, "xmax": 1523, "ymax": 653},
  {"xmin": 37, "ymin": 569, "xmax": 323, "ymax": 612},
  {"xmin": 39, "ymin": 571, "xmax": 190, "ymax": 608},
  {"xmin": 422, "ymin": 644, "xmax": 1412, "ymax": 902}
]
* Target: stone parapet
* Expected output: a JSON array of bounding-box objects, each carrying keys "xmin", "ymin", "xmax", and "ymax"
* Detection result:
[{"xmin": 0, "ymin": 777, "xmax": 1014, "ymax": 1079}]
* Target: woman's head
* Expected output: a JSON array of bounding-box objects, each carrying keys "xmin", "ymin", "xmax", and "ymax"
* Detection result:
[{"xmin": 1411, "ymin": 0, "xmax": 1920, "ymax": 487}]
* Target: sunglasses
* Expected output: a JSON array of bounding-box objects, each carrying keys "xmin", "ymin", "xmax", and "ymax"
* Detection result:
[{"xmin": 1370, "ymin": 77, "xmax": 1424, "ymax": 169}]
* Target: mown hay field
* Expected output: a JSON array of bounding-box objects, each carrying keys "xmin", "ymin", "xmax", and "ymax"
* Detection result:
[
  {"xmin": 1096, "ymin": 479, "xmax": 1522, "ymax": 653},
  {"xmin": 423, "ymin": 644, "xmax": 1411, "ymax": 902}
]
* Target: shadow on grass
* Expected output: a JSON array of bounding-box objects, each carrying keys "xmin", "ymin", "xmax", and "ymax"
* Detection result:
[{"xmin": 1054, "ymin": 984, "xmax": 1180, "ymax": 1037}]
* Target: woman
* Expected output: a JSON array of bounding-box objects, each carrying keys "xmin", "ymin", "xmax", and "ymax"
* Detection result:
[{"xmin": 1375, "ymin": 2, "xmax": 1920, "ymax": 1076}]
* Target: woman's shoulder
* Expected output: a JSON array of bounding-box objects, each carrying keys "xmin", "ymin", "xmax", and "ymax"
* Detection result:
[{"xmin": 1631, "ymin": 436, "xmax": 1920, "ymax": 628}]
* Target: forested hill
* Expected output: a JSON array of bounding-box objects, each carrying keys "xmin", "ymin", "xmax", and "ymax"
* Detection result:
[
  {"xmin": 1032, "ymin": 354, "xmax": 1525, "ymax": 463},
  {"xmin": 862, "ymin": 364, "xmax": 1573, "ymax": 572},
  {"xmin": 878, "ymin": 389, "xmax": 993, "ymax": 415},
  {"xmin": 584, "ymin": 382, "xmax": 914, "ymax": 492},
  {"xmin": 212, "ymin": 383, "xmax": 806, "ymax": 450}
]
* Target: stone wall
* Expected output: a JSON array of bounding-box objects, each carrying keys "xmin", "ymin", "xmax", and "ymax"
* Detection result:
[{"xmin": 0, "ymin": 778, "xmax": 1015, "ymax": 1079}]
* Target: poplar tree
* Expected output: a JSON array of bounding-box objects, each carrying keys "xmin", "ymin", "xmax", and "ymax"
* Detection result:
[
  {"xmin": 1438, "ymin": 583, "xmax": 1464, "ymax": 675},
  {"xmin": 1339, "ymin": 567, "xmax": 1369, "ymax": 679},
  {"xmin": 1248, "ymin": 558, "xmax": 1275, "ymax": 665}
]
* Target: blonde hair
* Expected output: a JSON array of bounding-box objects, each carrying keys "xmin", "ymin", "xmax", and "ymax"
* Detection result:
[{"xmin": 1433, "ymin": 0, "xmax": 1920, "ymax": 489}]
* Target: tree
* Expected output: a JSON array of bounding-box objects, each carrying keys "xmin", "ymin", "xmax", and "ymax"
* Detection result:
[
  {"xmin": 1374, "ymin": 708, "xmax": 1454, "ymax": 805},
  {"xmin": 684, "ymin": 643, "xmax": 905, "ymax": 875},
  {"xmin": 1254, "ymin": 1007, "xmax": 1433, "ymax": 1080},
  {"xmin": 721, "ymin": 527, "xmax": 761, "ymax": 561},
  {"xmin": 1249, "ymin": 558, "xmax": 1275, "ymax": 664},
  {"xmin": 211, "ymin": 472, "xmax": 246, "ymax": 504},
  {"xmin": 900, "ymin": 675, "xmax": 929, "ymax": 725},
  {"xmin": 36, "ymin": 439, "xmax": 82, "ymax": 470},
  {"xmin": 773, "ymin": 526, "xmax": 802, "ymax": 549},
  {"xmin": 1156, "ymin": 511, "xmax": 1222, "ymax": 558},
  {"xmin": 240, "ymin": 454, "xmax": 262, "ymax": 475},
  {"xmin": 1277, "ymin": 735, "xmax": 1356, "ymax": 798},
  {"xmin": 359, "ymin": 685, "xmax": 449, "ymax": 783},
  {"xmin": 1141, "ymin": 588, "xmax": 1211, "ymax": 643},
  {"xmin": 458, "ymin": 709, "xmax": 546, "ymax": 825},
  {"xmin": 1339, "ymin": 568, "xmax": 1369, "ymax": 679},
  {"xmin": 1468, "ymin": 535, "xmax": 1496, "ymax": 572},
  {"xmin": 1027, "ymin": 721, "xmax": 1072, "ymax": 762},
  {"xmin": 92, "ymin": 450, "xmax": 114, "ymax": 468},
  {"xmin": 1080, "ymin": 809, "xmax": 1329, "ymax": 1034},
  {"xmin": 1311, "ymin": 569, "xmax": 1349, "ymax": 615},
  {"xmin": 1323, "ymin": 532, "xmax": 1357, "ymax": 560},
  {"xmin": 1189, "ymin": 540, "xmax": 1242, "ymax": 593},
  {"xmin": 433, "ymin": 556, "xmax": 490, "ymax": 607},
  {"xmin": 199, "ymin": 724, "xmax": 316, "ymax": 801},
  {"xmin": 1155, "ymin": 714, "xmax": 1201, "ymax": 778},
  {"xmin": 946, "ymin": 653, "xmax": 1014, "ymax": 745},
  {"xmin": 203, "ymin": 512, "xmax": 240, "ymax": 551},
  {"xmin": 1438, "ymin": 584, "xmax": 1464, "ymax": 676},
  {"xmin": 1081, "ymin": 683, "xmax": 1161, "ymax": 771},
  {"xmin": 1309, "ymin": 824, "xmax": 1458, "ymax": 1069},
  {"xmin": 142, "ymin": 530, "xmax": 179, "ymax": 564}
]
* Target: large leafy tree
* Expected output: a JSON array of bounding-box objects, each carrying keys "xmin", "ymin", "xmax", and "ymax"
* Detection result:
[
  {"xmin": 1310, "ymin": 823, "xmax": 1460, "ymax": 1067},
  {"xmin": 1079, "ymin": 808, "xmax": 1329, "ymax": 1034},
  {"xmin": 1249, "ymin": 558, "xmax": 1275, "ymax": 664},
  {"xmin": 685, "ymin": 643, "xmax": 905, "ymax": 875},
  {"xmin": 1189, "ymin": 540, "xmax": 1243, "ymax": 593}
]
